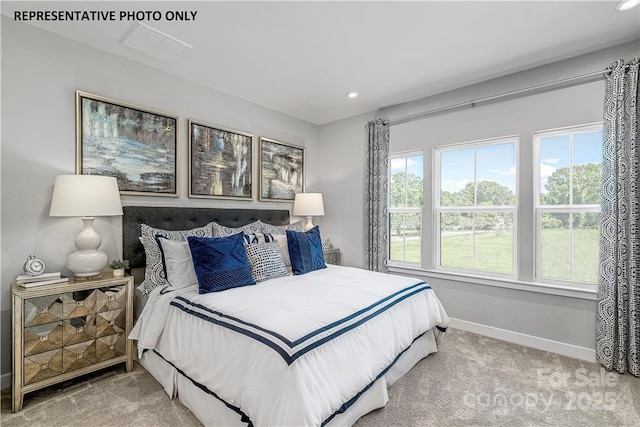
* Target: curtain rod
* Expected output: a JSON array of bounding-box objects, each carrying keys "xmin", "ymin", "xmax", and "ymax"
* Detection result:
[{"xmin": 387, "ymin": 68, "xmax": 609, "ymax": 127}]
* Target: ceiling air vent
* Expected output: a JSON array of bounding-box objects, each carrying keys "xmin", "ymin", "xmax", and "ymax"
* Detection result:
[{"xmin": 121, "ymin": 22, "xmax": 192, "ymax": 63}]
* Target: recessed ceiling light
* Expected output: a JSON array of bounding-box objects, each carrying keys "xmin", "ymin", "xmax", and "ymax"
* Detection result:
[
  {"xmin": 346, "ymin": 91, "xmax": 359, "ymax": 99},
  {"xmin": 616, "ymin": 0, "xmax": 640, "ymax": 11}
]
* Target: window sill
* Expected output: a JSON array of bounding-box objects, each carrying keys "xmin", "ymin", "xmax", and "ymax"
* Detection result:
[{"xmin": 387, "ymin": 264, "xmax": 597, "ymax": 301}]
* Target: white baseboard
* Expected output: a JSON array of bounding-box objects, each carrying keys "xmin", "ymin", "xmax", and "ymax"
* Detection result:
[
  {"xmin": 448, "ymin": 317, "xmax": 596, "ymax": 362},
  {"xmin": 1, "ymin": 372, "xmax": 10, "ymax": 391}
]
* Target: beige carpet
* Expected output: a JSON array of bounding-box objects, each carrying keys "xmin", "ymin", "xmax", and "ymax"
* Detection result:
[{"xmin": 2, "ymin": 328, "xmax": 639, "ymax": 426}]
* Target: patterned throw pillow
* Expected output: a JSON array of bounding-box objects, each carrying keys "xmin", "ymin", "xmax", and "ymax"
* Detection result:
[
  {"xmin": 139, "ymin": 224, "xmax": 212, "ymax": 296},
  {"xmin": 286, "ymin": 226, "xmax": 327, "ymax": 275},
  {"xmin": 210, "ymin": 220, "xmax": 263, "ymax": 238},
  {"xmin": 260, "ymin": 220, "xmax": 305, "ymax": 235},
  {"xmin": 245, "ymin": 242, "xmax": 289, "ymax": 282},
  {"xmin": 188, "ymin": 233, "xmax": 255, "ymax": 293},
  {"xmin": 243, "ymin": 233, "xmax": 276, "ymax": 245}
]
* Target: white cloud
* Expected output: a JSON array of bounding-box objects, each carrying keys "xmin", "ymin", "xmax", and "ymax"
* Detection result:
[
  {"xmin": 488, "ymin": 166, "xmax": 516, "ymax": 175},
  {"xmin": 442, "ymin": 179, "xmax": 471, "ymax": 192},
  {"xmin": 540, "ymin": 163, "xmax": 557, "ymax": 179},
  {"xmin": 542, "ymin": 157, "xmax": 560, "ymax": 165},
  {"xmin": 539, "ymin": 163, "xmax": 557, "ymax": 192}
]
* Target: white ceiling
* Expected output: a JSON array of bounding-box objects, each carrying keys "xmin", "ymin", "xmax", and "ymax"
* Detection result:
[{"xmin": 2, "ymin": 1, "xmax": 639, "ymax": 125}]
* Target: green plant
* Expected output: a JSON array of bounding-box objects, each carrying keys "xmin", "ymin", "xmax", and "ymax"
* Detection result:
[{"xmin": 109, "ymin": 259, "xmax": 129, "ymax": 269}]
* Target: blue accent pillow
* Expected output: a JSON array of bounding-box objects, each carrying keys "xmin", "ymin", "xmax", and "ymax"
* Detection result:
[
  {"xmin": 286, "ymin": 226, "xmax": 327, "ymax": 275},
  {"xmin": 188, "ymin": 233, "xmax": 255, "ymax": 293}
]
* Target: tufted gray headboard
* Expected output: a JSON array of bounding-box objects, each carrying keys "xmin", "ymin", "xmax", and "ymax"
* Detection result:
[{"xmin": 122, "ymin": 206, "xmax": 290, "ymax": 271}]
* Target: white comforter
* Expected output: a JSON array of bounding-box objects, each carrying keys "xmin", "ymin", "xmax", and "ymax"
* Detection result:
[{"xmin": 130, "ymin": 265, "xmax": 448, "ymax": 426}]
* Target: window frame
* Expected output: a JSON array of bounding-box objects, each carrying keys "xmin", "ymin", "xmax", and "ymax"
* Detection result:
[
  {"xmin": 388, "ymin": 150, "xmax": 424, "ymax": 266},
  {"xmin": 533, "ymin": 122, "xmax": 603, "ymax": 287},
  {"xmin": 433, "ymin": 136, "xmax": 519, "ymax": 278}
]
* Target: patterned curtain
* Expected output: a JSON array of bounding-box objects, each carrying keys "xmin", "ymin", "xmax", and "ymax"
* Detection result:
[
  {"xmin": 365, "ymin": 119, "xmax": 390, "ymax": 273},
  {"xmin": 596, "ymin": 57, "xmax": 640, "ymax": 377}
]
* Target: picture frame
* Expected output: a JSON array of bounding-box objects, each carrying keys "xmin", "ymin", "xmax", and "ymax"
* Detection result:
[
  {"xmin": 189, "ymin": 120, "xmax": 254, "ymax": 200},
  {"xmin": 76, "ymin": 91, "xmax": 179, "ymax": 196},
  {"xmin": 259, "ymin": 137, "xmax": 304, "ymax": 201}
]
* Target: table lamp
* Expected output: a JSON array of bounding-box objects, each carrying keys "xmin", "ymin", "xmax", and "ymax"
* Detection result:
[
  {"xmin": 49, "ymin": 175, "xmax": 123, "ymax": 278},
  {"xmin": 293, "ymin": 193, "xmax": 325, "ymax": 231}
]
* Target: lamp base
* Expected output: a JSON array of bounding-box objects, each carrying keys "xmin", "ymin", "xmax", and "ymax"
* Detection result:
[
  {"xmin": 67, "ymin": 249, "xmax": 108, "ymax": 277},
  {"xmin": 67, "ymin": 217, "xmax": 109, "ymax": 277},
  {"xmin": 303, "ymin": 216, "xmax": 314, "ymax": 231}
]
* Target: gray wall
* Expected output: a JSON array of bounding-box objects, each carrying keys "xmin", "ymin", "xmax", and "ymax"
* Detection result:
[
  {"xmin": 0, "ymin": 17, "xmax": 321, "ymax": 386},
  {"xmin": 315, "ymin": 40, "xmax": 640, "ymax": 359}
]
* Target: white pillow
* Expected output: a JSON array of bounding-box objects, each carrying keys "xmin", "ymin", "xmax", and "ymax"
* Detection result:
[
  {"xmin": 273, "ymin": 234, "xmax": 292, "ymax": 272},
  {"xmin": 158, "ymin": 238, "xmax": 198, "ymax": 288},
  {"xmin": 139, "ymin": 223, "xmax": 211, "ymax": 296}
]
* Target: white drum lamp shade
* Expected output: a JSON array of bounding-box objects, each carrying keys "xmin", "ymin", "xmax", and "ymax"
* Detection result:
[
  {"xmin": 50, "ymin": 175, "xmax": 123, "ymax": 277},
  {"xmin": 293, "ymin": 193, "xmax": 325, "ymax": 231}
]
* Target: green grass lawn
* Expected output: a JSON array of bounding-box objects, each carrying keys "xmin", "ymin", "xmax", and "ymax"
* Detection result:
[{"xmin": 390, "ymin": 228, "xmax": 599, "ymax": 282}]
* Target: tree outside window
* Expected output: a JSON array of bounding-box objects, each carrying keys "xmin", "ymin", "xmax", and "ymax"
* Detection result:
[
  {"xmin": 389, "ymin": 153, "xmax": 423, "ymax": 264},
  {"xmin": 535, "ymin": 125, "xmax": 602, "ymax": 284}
]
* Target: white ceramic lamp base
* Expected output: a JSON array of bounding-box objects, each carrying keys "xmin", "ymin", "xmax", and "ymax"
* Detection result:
[
  {"xmin": 303, "ymin": 216, "xmax": 315, "ymax": 231},
  {"xmin": 67, "ymin": 217, "xmax": 108, "ymax": 277}
]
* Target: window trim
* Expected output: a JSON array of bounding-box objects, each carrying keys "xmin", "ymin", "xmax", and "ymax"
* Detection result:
[
  {"xmin": 433, "ymin": 135, "xmax": 519, "ymax": 278},
  {"xmin": 533, "ymin": 122, "xmax": 602, "ymax": 287}
]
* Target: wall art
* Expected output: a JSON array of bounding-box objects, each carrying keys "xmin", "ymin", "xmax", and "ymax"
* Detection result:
[
  {"xmin": 76, "ymin": 91, "xmax": 178, "ymax": 196},
  {"xmin": 259, "ymin": 137, "xmax": 304, "ymax": 201},
  {"xmin": 189, "ymin": 120, "xmax": 253, "ymax": 199}
]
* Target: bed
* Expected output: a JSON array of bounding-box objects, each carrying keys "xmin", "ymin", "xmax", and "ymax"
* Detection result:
[{"xmin": 124, "ymin": 206, "xmax": 448, "ymax": 426}]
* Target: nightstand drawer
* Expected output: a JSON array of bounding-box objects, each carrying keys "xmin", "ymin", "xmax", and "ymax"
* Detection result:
[
  {"xmin": 62, "ymin": 316, "xmax": 96, "ymax": 346},
  {"xmin": 62, "ymin": 290, "xmax": 97, "ymax": 319},
  {"xmin": 62, "ymin": 340, "xmax": 97, "ymax": 373},
  {"xmin": 323, "ymin": 248, "xmax": 341, "ymax": 265},
  {"xmin": 24, "ymin": 348, "xmax": 63, "ymax": 385},
  {"xmin": 24, "ymin": 322, "xmax": 64, "ymax": 356},
  {"xmin": 96, "ymin": 333, "xmax": 126, "ymax": 362},
  {"xmin": 96, "ymin": 286, "xmax": 126, "ymax": 312},
  {"xmin": 24, "ymin": 295, "xmax": 64, "ymax": 327},
  {"xmin": 96, "ymin": 309, "xmax": 125, "ymax": 337}
]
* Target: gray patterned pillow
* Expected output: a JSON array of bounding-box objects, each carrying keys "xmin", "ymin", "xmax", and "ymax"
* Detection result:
[
  {"xmin": 261, "ymin": 220, "xmax": 305, "ymax": 235},
  {"xmin": 140, "ymin": 224, "xmax": 212, "ymax": 296},
  {"xmin": 245, "ymin": 242, "xmax": 289, "ymax": 282},
  {"xmin": 210, "ymin": 220, "xmax": 263, "ymax": 237}
]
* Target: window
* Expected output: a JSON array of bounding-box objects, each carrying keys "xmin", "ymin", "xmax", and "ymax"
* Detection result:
[
  {"xmin": 389, "ymin": 153, "xmax": 423, "ymax": 264},
  {"xmin": 435, "ymin": 138, "xmax": 517, "ymax": 275},
  {"xmin": 534, "ymin": 124, "xmax": 602, "ymax": 284}
]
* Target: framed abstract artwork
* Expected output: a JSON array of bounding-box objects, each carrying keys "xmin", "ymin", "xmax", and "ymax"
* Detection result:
[
  {"xmin": 259, "ymin": 137, "xmax": 304, "ymax": 201},
  {"xmin": 189, "ymin": 120, "xmax": 253, "ymax": 200},
  {"xmin": 76, "ymin": 91, "xmax": 179, "ymax": 196}
]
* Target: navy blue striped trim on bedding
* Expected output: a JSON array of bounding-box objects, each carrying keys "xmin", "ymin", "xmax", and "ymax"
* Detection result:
[
  {"xmin": 152, "ymin": 350, "xmax": 253, "ymax": 427},
  {"xmin": 152, "ymin": 330, "xmax": 437, "ymax": 427},
  {"xmin": 293, "ymin": 282, "xmax": 428, "ymax": 345},
  {"xmin": 320, "ymin": 331, "xmax": 429, "ymax": 426},
  {"xmin": 169, "ymin": 301, "xmax": 292, "ymax": 362},
  {"xmin": 169, "ymin": 282, "xmax": 431, "ymax": 365}
]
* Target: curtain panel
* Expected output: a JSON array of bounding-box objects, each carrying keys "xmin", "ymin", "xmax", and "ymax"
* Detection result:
[
  {"xmin": 365, "ymin": 119, "xmax": 390, "ymax": 273},
  {"xmin": 596, "ymin": 57, "xmax": 640, "ymax": 377}
]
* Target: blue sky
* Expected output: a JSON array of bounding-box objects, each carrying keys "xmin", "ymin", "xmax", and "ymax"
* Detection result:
[
  {"xmin": 390, "ymin": 155, "xmax": 423, "ymax": 178},
  {"xmin": 391, "ymin": 130, "xmax": 601, "ymax": 194},
  {"xmin": 440, "ymin": 142, "xmax": 516, "ymax": 193},
  {"xmin": 539, "ymin": 130, "xmax": 601, "ymax": 192}
]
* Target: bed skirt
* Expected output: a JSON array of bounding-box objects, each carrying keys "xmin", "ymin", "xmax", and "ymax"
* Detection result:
[{"xmin": 138, "ymin": 327, "xmax": 439, "ymax": 426}]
